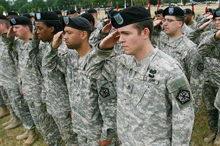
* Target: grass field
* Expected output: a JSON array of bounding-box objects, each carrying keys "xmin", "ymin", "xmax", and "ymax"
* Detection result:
[{"xmin": 0, "ymin": 3, "xmax": 219, "ymax": 146}]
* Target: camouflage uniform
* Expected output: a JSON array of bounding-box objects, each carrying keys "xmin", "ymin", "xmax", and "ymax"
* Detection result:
[
  {"xmin": 86, "ymin": 46, "xmax": 194, "ymax": 146},
  {"xmin": 182, "ymin": 23, "xmax": 193, "ymax": 36},
  {"xmin": 0, "ymin": 86, "xmax": 15, "ymax": 116},
  {"xmin": 151, "ymin": 32, "xmax": 204, "ymax": 112},
  {"xmin": 188, "ymin": 20, "xmax": 198, "ymax": 30},
  {"xmin": 1, "ymin": 34, "xmax": 35, "ymax": 130},
  {"xmin": 42, "ymin": 42, "xmax": 78, "ymax": 146},
  {"xmin": 197, "ymin": 30, "xmax": 220, "ymax": 131},
  {"xmin": 43, "ymin": 45, "xmax": 118, "ymax": 146},
  {"xmin": 3, "ymin": 34, "xmax": 65, "ymax": 145},
  {"xmin": 196, "ymin": 15, "xmax": 216, "ymax": 31}
]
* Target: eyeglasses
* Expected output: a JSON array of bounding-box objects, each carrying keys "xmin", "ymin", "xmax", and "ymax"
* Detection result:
[{"xmin": 162, "ymin": 19, "xmax": 180, "ymax": 23}]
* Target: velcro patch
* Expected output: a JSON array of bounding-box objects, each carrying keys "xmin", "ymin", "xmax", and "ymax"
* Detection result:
[
  {"xmin": 176, "ymin": 89, "xmax": 191, "ymax": 104},
  {"xmin": 99, "ymin": 87, "xmax": 110, "ymax": 98},
  {"xmin": 197, "ymin": 63, "xmax": 204, "ymax": 71}
]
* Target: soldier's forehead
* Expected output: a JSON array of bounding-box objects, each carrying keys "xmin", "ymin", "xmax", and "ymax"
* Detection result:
[{"xmin": 35, "ymin": 21, "xmax": 44, "ymax": 26}]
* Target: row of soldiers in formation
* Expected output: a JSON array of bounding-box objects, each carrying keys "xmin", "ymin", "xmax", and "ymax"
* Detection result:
[{"xmin": 0, "ymin": 4, "xmax": 220, "ymax": 146}]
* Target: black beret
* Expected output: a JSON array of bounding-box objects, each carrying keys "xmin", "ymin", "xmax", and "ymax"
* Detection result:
[
  {"xmin": 54, "ymin": 10, "xmax": 61, "ymax": 15},
  {"xmin": 20, "ymin": 14, "xmax": 31, "ymax": 19},
  {"xmin": 67, "ymin": 10, "xmax": 76, "ymax": 14},
  {"xmin": 155, "ymin": 9, "xmax": 164, "ymax": 15},
  {"xmin": 35, "ymin": 11, "xmax": 60, "ymax": 22},
  {"xmin": 10, "ymin": 17, "xmax": 32, "ymax": 26},
  {"xmin": 163, "ymin": 7, "xmax": 184, "ymax": 17},
  {"xmin": 0, "ymin": 15, "xmax": 9, "ymax": 21},
  {"xmin": 213, "ymin": 8, "xmax": 220, "ymax": 19},
  {"xmin": 6, "ymin": 12, "xmax": 18, "ymax": 17},
  {"xmin": 206, "ymin": 8, "xmax": 213, "ymax": 13},
  {"xmin": 88, "ymin": 8, "xmax": 97, "ymax": 13},
  {"xmin": 111, "ymin": 6, "xmax": 152, "ymax": 29},
  {"xmin": 80, "ymin": 13, "xmax": 94, "ymax": 25},
  {"xmin": 183, "ymin": 8, "xmax": 192, "ymax": 15},
  {"xmin": 63, "ymin": 16, "xmax": 92, "ymax": 31},
  {"xmin": 105, "ymin": 8, "xmax": 114, "ymax": 15}
]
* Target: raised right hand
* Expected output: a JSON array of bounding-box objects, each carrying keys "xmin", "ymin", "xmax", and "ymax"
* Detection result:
[{"xmin": 52, "ymin": 31, "xmax": 63, "ymax": 49}]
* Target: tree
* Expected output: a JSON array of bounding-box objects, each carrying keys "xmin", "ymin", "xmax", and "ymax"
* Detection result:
[{"xmin": 0, "ymin": 0, "xmax": 9, "ymax": 11}]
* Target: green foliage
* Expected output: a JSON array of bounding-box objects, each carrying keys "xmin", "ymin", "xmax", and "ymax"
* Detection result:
[
  {"xmin": 0, "ymin": 5, "xmax": 6, "ymax": 14},
  {"xmin": 0, "ymin": 0, "xmax": 9, "ymax": 11}
]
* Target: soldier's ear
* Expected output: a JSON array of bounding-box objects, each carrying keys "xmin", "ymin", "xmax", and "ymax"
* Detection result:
[
  {"xmin": 80, "ymin": 30, "xmax": 88, "ymax": 40},
  {"xmin": 142, "ymin": 27, "xmax": 150, "ymax": 39},
  {"xmin": 50, "ymin": 26, "xmax": 55, "ymax": 33}
]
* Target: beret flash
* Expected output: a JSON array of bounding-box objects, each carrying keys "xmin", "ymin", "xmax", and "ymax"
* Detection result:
[
  {"xmin": 163, "ymin": 7, "xmax": 184, "ymax": 17},
  {"xmin": 10, "ymin": 17, "xmax": 32, "ymax": 26},
  {"xmin": 63, "ymin": 16, "xmax": 92, "ymax": 31}
]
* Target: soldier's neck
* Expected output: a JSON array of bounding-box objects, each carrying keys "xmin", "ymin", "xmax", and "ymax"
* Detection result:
[
  {"xmin": 77, "ymin": 42, "xmax": 91, "ymax": 58},
  {"xmin": 23, "ymin": 32, "xmax": 33, "ymax": 43},
  {"xmin": 169, "ymin": 30, "xmax": 182, "ymax": 39}
]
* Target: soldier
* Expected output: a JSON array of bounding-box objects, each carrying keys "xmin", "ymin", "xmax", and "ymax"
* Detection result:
[
  {"xmin": 34, "ymin": 11, "xmax": 77, "ymax": 146},
  {"xmin": 0, "ymin": 15, "xmax": 18, "ymax": 126},
  {"xmin": 152, "ymin": 6, "xmax": 204, "ymax": 113},
  {"xmin": 45, "ymin": 16, "xmax": 118, "ymax": 146},
  {"xmin": 86, "ymin": 5, "xmax": 194, "ymax": 145},
  {"xmin": 184, "ymin": 8, "xmax": 197, "ymax": 30},
  {"xmin": 0, "ymin": 15, "xmax": 10, "ymax": 119},
  {"xmin": 196, "ymin": 7, "xmax": 220, "ymax": 145},
  {"xmin": 67, "ymin": 10, "xmax": 78, "ymax": 18},
  {"xmin": 4, "ymin": 16, "xmax": 39, "ymax": 146},
  {"xmin": 0, "ymin": 87, "xmax": 9, "ymax": 119},
  {"xmin": 6, "ymin": 12, "xmax": 18, "ymax": 20},
  {"xmin": 154, "ymin": 9, "xmax": 164, "ymax": 20}
]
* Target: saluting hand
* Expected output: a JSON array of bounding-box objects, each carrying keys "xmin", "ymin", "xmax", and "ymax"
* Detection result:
[
  {"xmin": 101, "ymin": 20, "xmax": 112, "ymax": 34},
  {"xmin": 215, "ymin": 29, "xmax": 220, "ymax": 40},
  {"xmin": 100, "ymin": 139, "xmax": 112, "ymax": 146},
  {"xmin": 99, "ymin": 30, "xmax": 120, "ymax": 50},
  {"xmin": 153, "ymin": 20, "xmax": 162, "ymax": 27},
  {"xmin": 7, "ymin": 26, "xmax": 15, "ymax": 38},
  {"xmin": 52, "ymin": 31, "xmax": 63, "ymax": 49},
  {"xmin": 199, "ymin": 19, "xmax": 213, "ymax": 31}
]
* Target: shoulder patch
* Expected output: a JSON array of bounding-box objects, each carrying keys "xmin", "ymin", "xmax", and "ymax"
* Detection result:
[{"xmin": 176, "ymin": 89, "xmax": 191, "ymax": 105}]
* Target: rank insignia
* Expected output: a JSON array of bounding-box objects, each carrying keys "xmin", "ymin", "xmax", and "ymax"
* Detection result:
[
  {"xmin": 113, "ymin": 13, "xmax": 124, "ymax": 25},
  {"xmin": 36, "ymin": 13, "xmax": 41, "ymax": 20},
  {"xmin": 168, "ymin": 7, "xmax": 174, "ymax": 14},
  {"xmin": 217, "ymin": 11, "xmax": 220, "ymax": 17},
  {"xmin": 176, "ymin": 90, "xmax": 191, "ymax": 104},
  {"xmin": 99, "ymin": 87, "xmax": 110, "ymax": 98},
  {"xmin": 10, "ymin": 18, "xmax": 16, "ymax": 25},
  {"xmin": 197, "ymin": 63, "xmax": 204, "ymax": 71},
  {"xmin": 63, "ymin": 16, "xmax": 69, "ymax": 25},
  {"xmin": 149, "ymin": 69, "xmax": 157, "ymax": 74}
]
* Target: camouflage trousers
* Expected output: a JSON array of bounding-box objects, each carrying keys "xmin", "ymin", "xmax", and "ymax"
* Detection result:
[
  {"xmin": 52, "ymin": 114, "xmax": 78, "ymax": 146},
  {"xmin": 0, "ymin": 86, "xmax": 16, "ymax": 116},
  {"xmin": 6, "ymin": 87, "xmax": 35, "ymax": 130},
  {"xmin": 78, "ymin": 134, "xmax": 119, "ymax": 146},
  {"xmin": 24, "ymin": 86, "xmax": 62, "ymax": 146},
  {"xmin": 203, "ymin": 83, "xmax": 219, "ymax": 132}
]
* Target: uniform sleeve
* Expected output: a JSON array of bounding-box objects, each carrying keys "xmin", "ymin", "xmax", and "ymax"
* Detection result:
[
  {"xmin": 185, "ymin": 48, "xmax": 204, "ymax": 112},
  {"xmin": 198, "ymin": 34, "xmax": 220, "ymax": 59},
  {"xmin": 167, "ymin": 72, "xmax": 194, "ymax": 146},
  {"xmin": 89, "ymin": 28, "xmax": 109, "ymax": 46},
  {"xmin": 187, "ymin": 29, "xmax": 203, "ymax": 45},
  {"xmin": 86, "ymin": 44, "xmax": 118, "ymax": 141},
  {"xmin": 42, "ymin": 44, "xmax": 67, "ymax": 75},
  {"xmin": 97, "ymin": 80, "xmax": 117, "ymax": 141}
]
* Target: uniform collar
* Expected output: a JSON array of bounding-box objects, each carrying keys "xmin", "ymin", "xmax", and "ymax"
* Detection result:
[{"xmin": 128, "ymin": 47, "xmax": 158, "ymax": 76}]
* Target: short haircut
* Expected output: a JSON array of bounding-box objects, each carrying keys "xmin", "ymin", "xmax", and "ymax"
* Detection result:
[
  {"xmin": 0, "ymin": 19, "xmax": 10, "ymax": 29},
  {"xmin": 43, "ymin": 21, "xmax": 62, "ymax": 34},
  {"xmin": 22, "ymin": 24, "xmax": 33, "ymax": 33},
  {"xmin": 133, "ymin": 19, "xmax": 154, "ymax": 40},
  {"xmin": 175, "ymin": 16, "xmax": 184, "ymax": 27}
]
